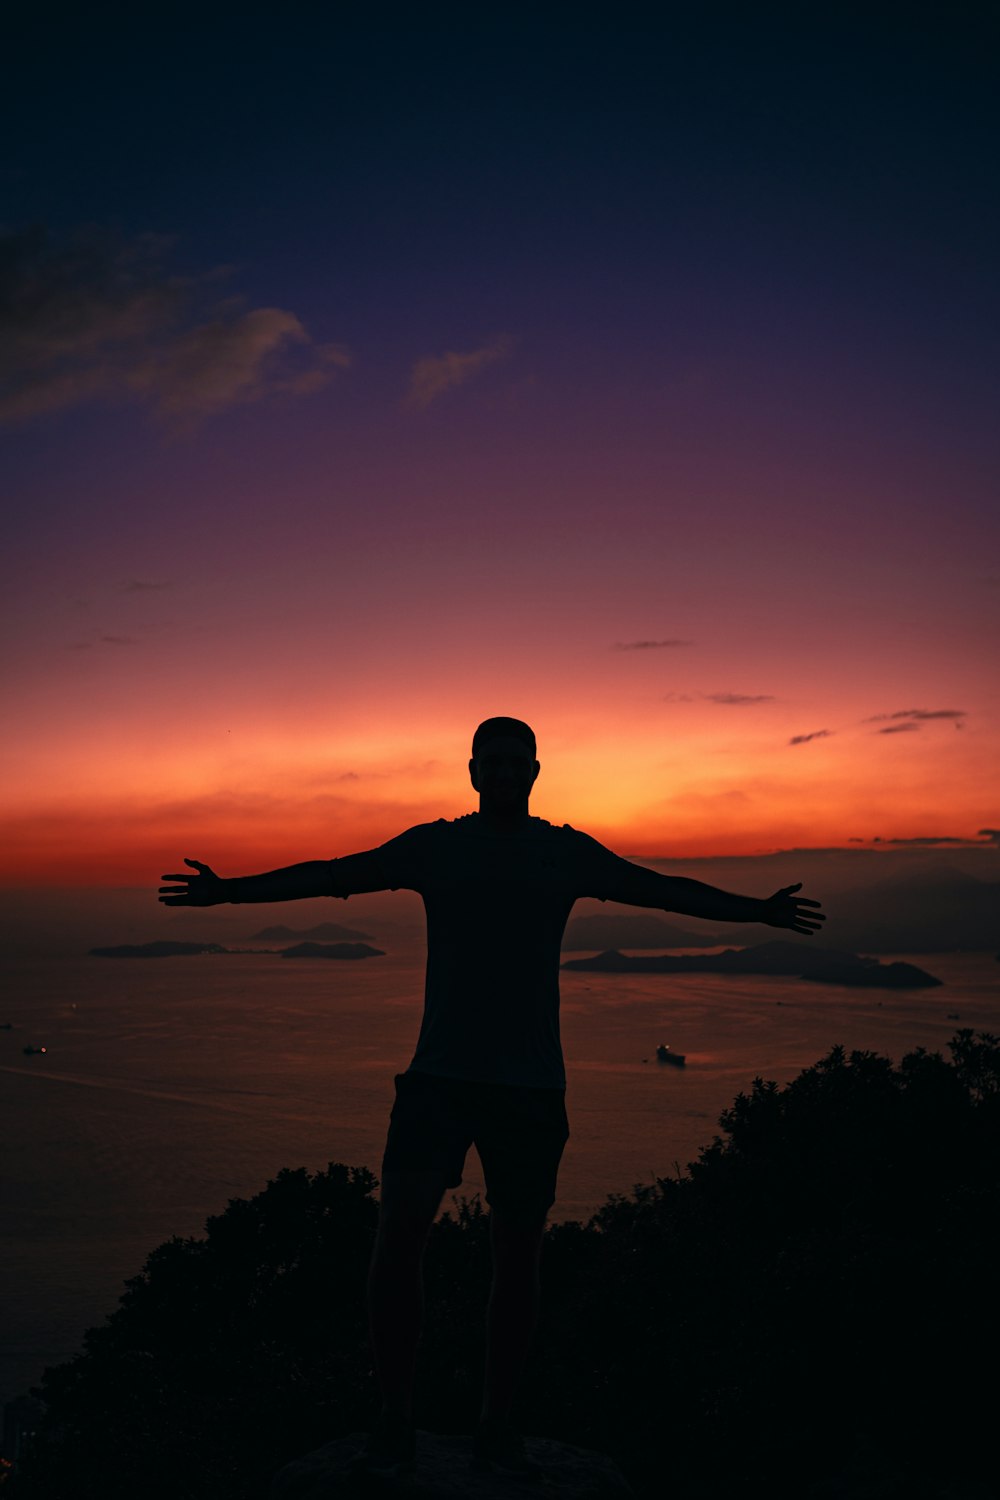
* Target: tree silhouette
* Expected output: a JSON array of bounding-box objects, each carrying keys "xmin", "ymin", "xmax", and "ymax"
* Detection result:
[{"xmin": 11, "ymin": 1033, "xmax": 999, "ymax": 1500}]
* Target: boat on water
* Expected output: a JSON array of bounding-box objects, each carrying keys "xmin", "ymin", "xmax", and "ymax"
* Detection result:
[
  {"xmin": 22, "ymin": 1045, "xmax": 47, "ymax": 1055},
  {"xmin": 655, "ymin": 1044, "xmax": 686, "ymax": 1067}
]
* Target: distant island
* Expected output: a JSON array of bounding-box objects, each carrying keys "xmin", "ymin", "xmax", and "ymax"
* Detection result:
[
  {"xmin": 280, "ymin": 942, "xmax": 385, "ymax": 960},
  {"xmin": 247, "ymin": 922, "xmax": 374, "ymax": 942},
  {"xmin": 562, "ymin": 940, "xmax": 942, "ymax": 989},
  {"xmin": 90, "ymin": 940, "xmax": 385, "ymax": 961}
]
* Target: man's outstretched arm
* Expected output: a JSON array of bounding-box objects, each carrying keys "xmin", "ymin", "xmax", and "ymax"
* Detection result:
[
  {"xmin": 601, "ymin": 859, "xmax": 825, "ymax": 936},
  {"xmin": 159, "ymin": 858, "xmax": 337, "ymax": 906}
]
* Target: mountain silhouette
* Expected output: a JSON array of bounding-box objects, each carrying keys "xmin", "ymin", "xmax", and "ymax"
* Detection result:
[
  {"xmin": 248, "ymin": 922, "xmax": 374, "ymax": 942},
  {"xmin": 563, "ymin": 940, "xmax": 941, "ymax": 988}
]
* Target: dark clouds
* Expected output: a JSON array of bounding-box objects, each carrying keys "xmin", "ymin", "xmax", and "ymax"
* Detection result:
[
  {"xmin": 705, "ymin": 693, "xmax": 775, "ymax": 706},
  {"xmin": 884, "ymin": 833, "xmax": 997, "ymax": 845},
  {"xmin": 866, "ymin": 708, "xmax": 967, "ymax": 733},
  {"xmin": 613, "ymin": 639, "xmax": 693, "ymax": 651},
  {"xmin": 0, "ymin": 226, "xmax": 350, "ymax": 425},
  {"xmin": 782, "ymin": 709, "xmax": 970, "ymax": 744},
  {"xmin": 69, "ymin": 634, "xmax": 137, "ymax": 650},
  {"xmin": 789, "ymin": 729, "xmax": 833, "ymax": 745},
  {"xmin": 663, "ymin": 691, "xmax": 776, "ymax": 706}
]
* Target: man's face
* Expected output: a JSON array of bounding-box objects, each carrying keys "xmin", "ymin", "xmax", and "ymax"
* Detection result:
[{"xmin": 469, "ymin": 736, "xmax": 540, "ymax": 802}]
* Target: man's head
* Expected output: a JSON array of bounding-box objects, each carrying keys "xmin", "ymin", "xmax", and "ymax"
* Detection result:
[
  {"xmin": 469, "ymin": 717, "xmax": 539, "ymax": 804},
  {"xmin": 471, "ymin": 717, "xmax": 536, "ymax": 761}
]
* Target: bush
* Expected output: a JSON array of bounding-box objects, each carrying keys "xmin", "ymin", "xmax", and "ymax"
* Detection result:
[{"xmin": 10, "ymin": 1164, "xmax": 379, "ymax": 1499}]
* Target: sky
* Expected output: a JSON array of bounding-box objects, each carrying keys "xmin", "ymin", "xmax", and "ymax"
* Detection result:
[{"xmin": 2, "ymin": 9, "xmax": 999, "ymax": 887}]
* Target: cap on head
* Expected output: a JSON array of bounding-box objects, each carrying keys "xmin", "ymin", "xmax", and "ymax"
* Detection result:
[{"xmin": 471, "ymin": 717, "xmax": 537, "ymax": 759}]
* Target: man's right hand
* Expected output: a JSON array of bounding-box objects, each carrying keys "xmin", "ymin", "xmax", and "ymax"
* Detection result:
[{"xmin": 159, "ymin": 859, "xmax": 227, "ymax": 906}]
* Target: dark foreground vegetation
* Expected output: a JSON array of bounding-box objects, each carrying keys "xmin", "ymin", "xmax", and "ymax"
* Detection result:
[{"xmin": 9, "ymin": 1032, "xmax": 999, "ymax": 1500}]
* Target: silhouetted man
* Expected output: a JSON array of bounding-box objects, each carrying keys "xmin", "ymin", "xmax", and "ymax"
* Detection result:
[{"xmin": 160, "ymin": 716, "xmax": 824, "ymax": 1478}]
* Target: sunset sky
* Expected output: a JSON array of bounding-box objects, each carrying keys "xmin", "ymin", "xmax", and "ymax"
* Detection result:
[{"xmin": 3, "ymin": 10, "xmax": 998, "ymax": 885}]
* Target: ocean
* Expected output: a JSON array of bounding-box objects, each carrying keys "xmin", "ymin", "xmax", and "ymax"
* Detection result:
[{"xmin": 2, "ymin": 938, "xmax": 997, "ymax": 1410}]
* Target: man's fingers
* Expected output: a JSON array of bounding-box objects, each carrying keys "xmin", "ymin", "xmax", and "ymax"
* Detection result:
[
  {"xmin": 158, "ymin": 858, "xmax": 216, "ymax": 906},
  {"xmin": 161, "ymin": 861, "xmax": 215, "ymax": 882},
  {"xmin": 782, "ymin": 902, "xmax": 826, "ymax": 934}
]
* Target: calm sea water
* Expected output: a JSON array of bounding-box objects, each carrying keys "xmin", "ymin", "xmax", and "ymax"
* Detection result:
[{"xmin": 2, "ymin": 939, "xmax": 997, "ymax": 1409}]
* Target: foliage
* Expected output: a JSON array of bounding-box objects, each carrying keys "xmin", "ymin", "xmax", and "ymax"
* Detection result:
[
  {"xmin": 10, "ymin": 1164, "xmax": 379, "ymax": 1499},
  {"xmin": 10, "ymin": 1033, "xmax": 1000, "ymax": 1500}
]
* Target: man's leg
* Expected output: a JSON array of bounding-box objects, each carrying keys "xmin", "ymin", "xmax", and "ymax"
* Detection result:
[
  {"xmin": 368, "ymin": 1168, "xmax": 451, "ymax": 1421},
  {"xmin": 475, "ymin": 1081, "xmax": 568, "ymax": 1436},
  {"xmin": 480, "ymin": 1209, "xmax": 547, "ymax": 1426}
]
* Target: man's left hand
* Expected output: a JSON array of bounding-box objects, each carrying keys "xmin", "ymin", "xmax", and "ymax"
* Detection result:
[{"xmin": 760, "ymin": 883, "xmax": 825, "ymax": 935}]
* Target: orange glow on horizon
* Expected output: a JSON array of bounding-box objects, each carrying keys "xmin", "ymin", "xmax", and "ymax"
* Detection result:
[
  {"xmin": 5, "ymin": 726, "xmax": 995, "ymax": 887},
  {"xmin": 4, "ymin": 581, "xmax": 997, "ymax": 887}
]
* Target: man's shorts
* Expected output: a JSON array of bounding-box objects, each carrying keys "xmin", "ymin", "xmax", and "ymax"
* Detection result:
[{"xmin": 382, "ymin": 1069, "xmax": 570, "ymax": 1223}]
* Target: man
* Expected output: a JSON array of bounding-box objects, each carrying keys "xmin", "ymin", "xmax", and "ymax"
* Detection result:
[{"xmin": 160, "ymin": 716, "xmax": 824, "ymax": 1478}]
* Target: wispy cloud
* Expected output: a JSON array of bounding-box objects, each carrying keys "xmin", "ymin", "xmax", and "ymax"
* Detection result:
[
  {"xmin": 67, "ymin": 634, "xmax": 138, "ymax": 649},
  {"xmin": 122, "ymin": 579, "xmax": 171, "ymax": 592},
  {"xmin": 664, "ymin": 691, "xmax": 775, "ymax": 706},
  {"xmin": 705, "ymin": 692, "xmax": 775, "ymax": 706},
  {"xmin": 0, "ymin": 225, "xmax": 350, "ymax": 425},
  {"xmin": 865, "ymin": 708, "xmax": 967, "ymax": 733},
  {"xmin": 132, "ymin": 307, "xmax": 350, "ymax": 420},
  {"xmin": 405, "ymin": 335, "xmax": 513, "ymax": 409},
  {"xmin": 789, "ymin": 729, "xmax": 833, "ymax": 745},
  {"xmin": 612, "ymin": 639, "xmax": 693, "ymax": 651},
  {"xmin": 883, "ymin": 834, "xmax": 986, "ymax": 845}
]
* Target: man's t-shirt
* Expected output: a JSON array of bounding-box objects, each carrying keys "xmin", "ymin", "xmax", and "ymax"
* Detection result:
[{"xmin": 328, "ymin": 814, "xmax": 647, "ymax": 1089}]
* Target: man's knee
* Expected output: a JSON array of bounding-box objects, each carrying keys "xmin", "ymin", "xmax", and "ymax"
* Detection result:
[
  {"xmin": 375, "ymin": 1168, "xmax": 451, "ymax": 1254},
  {"xmin": 489, "ymin": 1207, "xmax": 548, "ymax": 1267}
]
